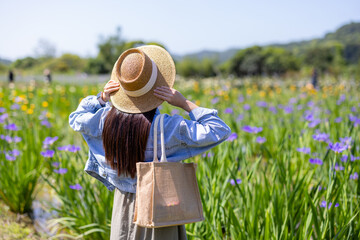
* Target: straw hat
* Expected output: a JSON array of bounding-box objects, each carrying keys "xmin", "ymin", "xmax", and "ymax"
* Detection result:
[{"xmin": 109, "ymin": 45, "xmax": 176, "ymax": 113}]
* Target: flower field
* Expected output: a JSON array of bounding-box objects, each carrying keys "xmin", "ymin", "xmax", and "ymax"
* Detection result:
[{"xmin": 0, "ymin": 77, "xmax": 360, "ymax": 239}]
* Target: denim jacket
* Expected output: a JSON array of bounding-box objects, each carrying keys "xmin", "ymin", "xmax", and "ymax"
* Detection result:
[{"xmin": 69, "ymin": 94, "xmax": 231, "ymax": 193}]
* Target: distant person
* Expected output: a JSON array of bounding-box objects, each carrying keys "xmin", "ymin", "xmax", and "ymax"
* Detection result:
[
  {"xmin": 311, "ymin": 68, "xmax": 318, "ymax": 89},
  {"xmin": 44, "ymin": 69, "xmax": 52, "ymax": 83},
  {"xmin": 8, "ymin": 70, "xmax": 14, "ymax": 83}
]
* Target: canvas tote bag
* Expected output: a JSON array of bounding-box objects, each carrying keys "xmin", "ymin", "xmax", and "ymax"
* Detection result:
[{"xmin": 133, "ymin": 114, "xmax": 204, "ymax": 228}]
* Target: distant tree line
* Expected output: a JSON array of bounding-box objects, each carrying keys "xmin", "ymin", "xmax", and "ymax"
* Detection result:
[{"xmin": 1, "ymin": 24, "xmax": 360, "ymax": 79}]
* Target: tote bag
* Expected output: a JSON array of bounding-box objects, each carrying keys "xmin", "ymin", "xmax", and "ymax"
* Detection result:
[{"xmin": 133, "ymin": 114, "xmax": 204, "ymax": 228}]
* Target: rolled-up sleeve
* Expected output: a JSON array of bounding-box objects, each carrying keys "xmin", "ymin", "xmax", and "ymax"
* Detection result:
[{"xmin": 69, "ymin": 95, "xmax": 110, "ymax": 137}]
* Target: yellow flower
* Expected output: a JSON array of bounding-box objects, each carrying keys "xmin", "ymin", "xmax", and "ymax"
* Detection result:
[
  {"xmin": 0, "ymin": 92, "xmax": 3, "ymax": 98},
  {"xmin": 194, "ymin": 82, "xmax": 199, "ymax": 93},
  {"xmin": 30, "ymin": 104, "xmax": 35, "ymax": 109},
  {"xmin": 195, "ymin": 100, "xmax": 200, "ymax": 106},
  {"xmin": 28, "ymin": 93, "xmax": 34, "ymax": 99},
  {"xmin": 46, "ymin": 112, "xmax": 51, "ymax": 118},
  {"xmin": 246, "ymin": 88, "xmax": 252, "ymax": 96},
  {"xmin": 42, "ymin": 101, "xmax": 49, "ymax": 107},
  {"xmin": 27, "ymin": 109, "xmax": 34, "ymax": 115},
  {"xmin": 259, "ymin": 91, "xmax": 266, "ymax": 98},
  {"xmin": 290, "ymin": 85, "xmax": 296, "ymax": 92},
  {"xmin": 21, "ymin": 105, "xmax": 28, "ymax": 111},
  {"xmin": 224, "ymin": 94, "xmax": 229, "ymax": 101}
]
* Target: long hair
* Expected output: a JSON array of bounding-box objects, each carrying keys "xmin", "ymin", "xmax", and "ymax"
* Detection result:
[{"xmin": 102, "ymin": 106, "xmax": 156, "ymax": 178}]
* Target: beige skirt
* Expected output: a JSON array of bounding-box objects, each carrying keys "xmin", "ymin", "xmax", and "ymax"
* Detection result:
[{"xmin": 110, "ymin": 188, "xmax": 188, "ymax": 240}]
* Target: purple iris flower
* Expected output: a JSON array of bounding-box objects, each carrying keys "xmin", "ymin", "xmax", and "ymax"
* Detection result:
[
  {"xmin": 5, "ymin": 154, "xmax": 16, "ymax": 161},
  {"xmin": 224, "ymin": 108, "xmax": 233, "ymax": 114},
  {"xmin": 307, "ymin": 101, "xmax": 315, "ymax": 108},
  {"xmin": 297, "ymin": 105, "xmax": 303, "ymax": 110},
  {"xmin": 268, "ymin": 106, "xmax": 277, "ymax": 114},
  {"xmin": 0, "ymin": 107, "xmax": 5, "ymax": 113},
  {"xmin": 334, "ymin": 163, "xmax": 345, "ymax": 171},
  {"xmin": 283, "ymin": 106, "xmax": 293, "ymax": 114},
  {"xmin": 237, "ymin": 114, "xmax": 244, "ymax": 122},
  {"xmin": 320, "ymin": 201, "xmax": 339, "ymax": 209},
  {"xmin": 312, "ymin": 133, "xmax": 329, "ymax": 142},
  {"xmin": 14, "ymin": 136, "xmax": 22, "ymax": 143},
  {"xmin": 227, "ymin": 133, "xmax": 238, "ymax": 142},
  {"xmin": 340, "ymin": 137, "xmax": 352, "ymax": 145},
  {"xmin": 328, "ymin": 142, "xmax": 348, "ymax": 153},
  {"xmin": 54, "ymin": 168, "xmax": 68, "ymax": 174},
  {"xmin": 297, "ymin": 147, "xmax": 311, "ymax": 154},
  {"xmin": 69, "ymin": 183, "xmax": 83, "ymax": 190},
  {"xmin": 309, "ymin": 119, "xmax": 321, "ymax": 128},
  {"xmin": 241, "ymin": 126, "xmax": 262, "ymax": 134},
  {"xmin": 4, "ymin": 123, "xmax": 19, "ymax": 131},
  {"xmin": 41, "ymin": 120, "xmax": 52, "ymax": 128},
  {"xmin": 349, "ymin": 115, "xmax": 357, "ymax": 122},
  {"xmin": 5, "ymin": 135, "xmax": 12, "ymax": 143},
  {"xmin": 304, "ymin": 113, "xmax": 314, "ymax": 122},
  {"xmin": 289, "ymin": 98, "xmax": 297, "ymax": 104},
  {"xmin": 68, "ymin": 145, "xmax": 81, "ymax": 153},
  {"xmin": 243, "ymin": 104, "xmax": 251, "ymax": 111},
  {"xmin": 256, "ymin": 101, "xmax": 267, "ymax": 108},
  {"xmin": 52, "ymin": 162, "xmax": 60, "ymax": 168},
  {"xmin": 350, "ymin": 172, "xmax": 358, "ymax": 180},
  {"xmin": 10, "ymin": 104, "xmax": 20, "ymax": 110},
  {"xmin": 256, "ymin": 136, "xmax": 266, "ymax": 144},
  {"xmin": 229, "ymin": 179, "xmax": 242, "ymax": 185},
  {"xmin": 9, "ymin": 149, "xmax": 20, "ymax": 156},
  {"xmin": 41, "ymin": 150, "xmax": 55, "ymax": 158},
  {"xmin": 43, "ymin": 136, "xmax": 59, "ymax": 146},
  {"xmin": 0, "ymin": 113, "xmax": 9, "ymax": 123},
  {"xmin": 334, "ymin": 117, "xmax": 342, "ymax": 123},
  {"xmin": 57, "ymin": 145, "xmax": 81, "ymax": 152},
  {"xmin": 202, "ymin": 152, "xmax": 213, "ymax": 158},
  {"xmin": 316, "ymin": 186, "xmax": 326, "ymax": 191},
  {"xmin": 354, "ymin": 118, "xmax": 360, "ymax": 127},
  {"xmin": 309, "ymin": 158, "xmax": 323, "ymax": 165},
  {"xmin": 238, "ymin": 95, "xmax": 244, "ymax": 103},
  {"xmin": 171, "ymin": 109, "xmax": 180, "ymax": 115},
  {"xmin": 341, "ymin": 155, "xmax": 348, "ymax": 162},
  {"xmin": 351, "ymin": 107, "xmax": 357, "ymax": 113},
  {"xmin": 211, "ymin": 97, "xmax": 219, "ymax": 104}
]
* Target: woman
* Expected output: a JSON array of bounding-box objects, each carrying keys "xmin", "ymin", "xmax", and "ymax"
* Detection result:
[{"xmin": 69, "ymin": 45, "xmax": 231, "ymax": 240}]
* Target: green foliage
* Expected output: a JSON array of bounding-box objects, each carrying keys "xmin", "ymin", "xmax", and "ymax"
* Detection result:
[
  {"xmin": 43, "ymin": 54, "xmax": 85, "ymax": 73},
  {"xmin": 0, "ymin": 63, "xmax": 8, "ymax": 74},
  {"xmin": 176, "ymin": 58, "xmax": 217, "ymax": 78},
  {"xmin": 1, "ymin": 78, "xmax": 360, "ymax": 239},
  {"xmin": 12, "ymin": 57, "xmax": 40, "ymax": 69},
  {"xmin": 223, "ymin": 46, "xmax": 299, "ymax": 77}
]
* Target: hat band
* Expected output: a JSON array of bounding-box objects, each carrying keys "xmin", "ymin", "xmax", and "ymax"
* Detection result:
[{"xmin": 121, "ymin": 60, "xmax": 158, "ymax": 97}]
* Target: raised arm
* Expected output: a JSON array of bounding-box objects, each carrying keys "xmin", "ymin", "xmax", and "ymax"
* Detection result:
[
  {"xmin": 154, "ymin": 86, "xmax": 231, "ymax": 157},
  {"xmin": 69, "ymin": 80, "xmax": 120, "ymax": 136}
]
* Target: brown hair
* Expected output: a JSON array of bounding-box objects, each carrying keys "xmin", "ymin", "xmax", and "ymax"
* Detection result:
[{"xmin": 102, "ymin": 106, "xmax": 157, "ymax": 178}]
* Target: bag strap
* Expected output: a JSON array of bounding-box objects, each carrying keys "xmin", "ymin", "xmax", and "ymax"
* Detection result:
[{"xmin": 153, "ymin": 114, "xmax": 167, "ymax": 163}]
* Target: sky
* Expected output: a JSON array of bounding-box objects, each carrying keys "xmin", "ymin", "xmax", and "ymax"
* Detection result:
[{"xmin": 0, "ymin": 0, "xmax": 359, "ymax": 61}]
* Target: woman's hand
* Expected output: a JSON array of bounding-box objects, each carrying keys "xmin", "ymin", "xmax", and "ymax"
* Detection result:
[
  {"xmin": 101, "ymin": 80, "xmax": 120, "ymax": 102},
  {"xmin": 153, "ymin": 86, "xmax": 198, "ymax": 112}
]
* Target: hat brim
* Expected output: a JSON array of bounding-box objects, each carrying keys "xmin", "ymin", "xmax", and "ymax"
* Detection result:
[{"xmin": 110, "ymin": 45, "xmax": 176, "ymax": 113}]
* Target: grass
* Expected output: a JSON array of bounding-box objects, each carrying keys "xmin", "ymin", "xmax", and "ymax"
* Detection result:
[{"xmin": 0, "ymin": 77, "xmax": 359, "ymax": 239}]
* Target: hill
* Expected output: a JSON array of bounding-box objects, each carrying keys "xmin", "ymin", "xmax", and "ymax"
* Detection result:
[{"xmin": 177, "ymin": 22, "xmax": 360, "ymax": 64}]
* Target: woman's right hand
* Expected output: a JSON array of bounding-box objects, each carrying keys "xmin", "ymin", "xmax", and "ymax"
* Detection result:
[
  {"xmin": 102, "ymin": 80, "xmax": 120, "ymax": 102},
  {"xmin": 153, "ymin": 86, "xmax": 198, "ymax": 112}
]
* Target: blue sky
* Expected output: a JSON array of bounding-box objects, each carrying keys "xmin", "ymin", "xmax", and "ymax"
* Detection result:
[{"xmin": 0, "ymin": 0, "xmax": 359, "ymax": 60}]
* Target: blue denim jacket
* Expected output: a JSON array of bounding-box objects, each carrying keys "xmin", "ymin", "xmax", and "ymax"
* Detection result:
[{"xmin": 69, "ymin": 94, "xmax": 231, "ymax": 193}]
